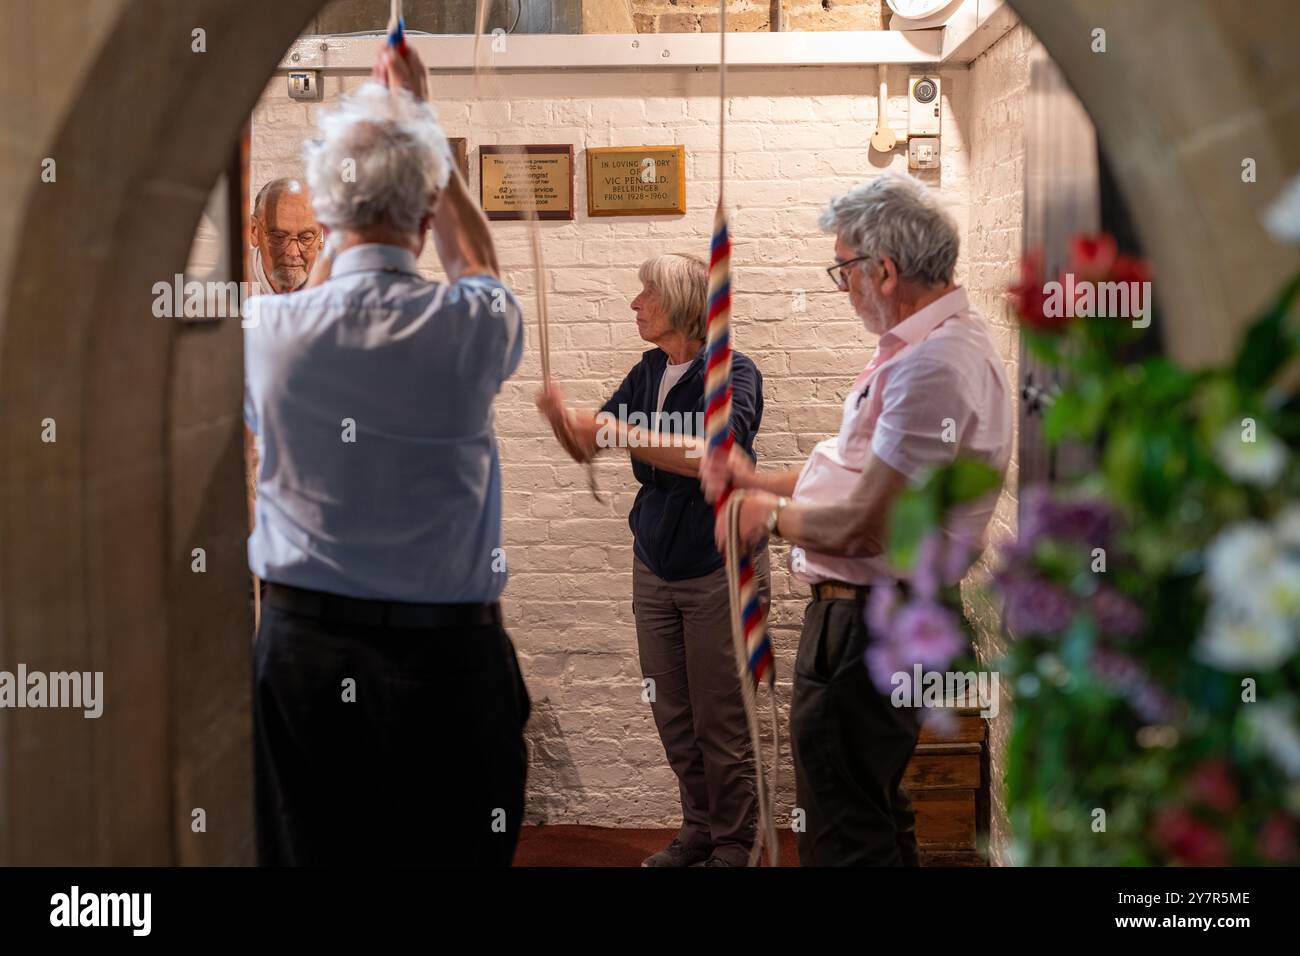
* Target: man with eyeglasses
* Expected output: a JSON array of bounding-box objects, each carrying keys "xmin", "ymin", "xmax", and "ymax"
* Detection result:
[
  {"xmin": 244, "ymin": 178, "xmax": 323, "ymax": 618},
  {"xmin": 249, "ymin": 177, "xmax": 322, "ymax": 295},
  {"xmin": 702, "ymin": 173, "xmax": 1013, "ymax": 866}
]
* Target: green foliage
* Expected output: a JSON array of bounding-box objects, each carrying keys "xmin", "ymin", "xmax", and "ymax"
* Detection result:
[{"xmin": 910, "ymin": 260, "xmax": 1300, "ymax": 865}]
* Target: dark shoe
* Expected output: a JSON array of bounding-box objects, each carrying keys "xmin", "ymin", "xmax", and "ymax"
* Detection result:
[
  {"xmin": 641, "ymin": 838, "xmax": 712, "ymax": 867},
  {"xmin": 694, "ymin": 853, "xmax": 743, "ymax": 867}
]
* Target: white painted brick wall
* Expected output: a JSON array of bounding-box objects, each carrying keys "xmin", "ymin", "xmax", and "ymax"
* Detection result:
[
  {"xmin": 249, "ymin": 58, "xmax": 1015, "ymax": 829},
  {"xmin": 964, "ymin": 21, "xmax": 1037, "ymax": 864}
]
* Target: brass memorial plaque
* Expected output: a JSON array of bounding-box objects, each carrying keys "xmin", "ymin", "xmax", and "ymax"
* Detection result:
[
  {"xmin": 587, "ymin": 145, "xmax": 686, "ymax": 217},
  {"xmin": 479, "ymin": 144, "xmax": 574, "ymax": 221}
]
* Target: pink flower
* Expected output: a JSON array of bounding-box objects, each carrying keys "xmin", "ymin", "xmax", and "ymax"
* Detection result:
[
  {"xmin": 1186, "ymin": 759, "xmax": 1239, "ymax": 814},
  {"xmin": 1153, "ymin": 807, "xmax": 1231, "ymax": 866}
]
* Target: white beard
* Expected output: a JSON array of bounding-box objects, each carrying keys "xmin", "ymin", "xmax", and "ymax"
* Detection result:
[{"xmin": 251, "ymin": 248, "xmax": 306, "ymax": 294}]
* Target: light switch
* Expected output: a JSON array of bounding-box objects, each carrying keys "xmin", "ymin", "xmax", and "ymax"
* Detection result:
[{"xmin": 908, "ymin": 137, "xmax": 940, "ymax": 170}]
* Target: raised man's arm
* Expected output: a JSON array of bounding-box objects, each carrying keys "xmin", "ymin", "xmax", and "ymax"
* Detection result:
[
  {"xmin": 374, "ymin": 45, "xmax": 499, "ymax": 282},
  {"xmin": 430, "ymin": 165, "xmax": 499, "ymax": 282}
]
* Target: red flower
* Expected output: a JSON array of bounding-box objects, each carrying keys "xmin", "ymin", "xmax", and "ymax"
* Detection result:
[
  {"xmin": 1185, "ymin": 759, "xmax": 1239, "ymax": 814},
  {"xmin": 1153, "ymin": 807, "xmax": 1231, "ymax": 866},
  {"xmin": 1111, "ymin": 253, "xmax": 1152, "ymax": 286},
  {"xmin": 1069, "ymin": 233, "xmax": 1119, "ymax": 280},
  {"xmin": 1008, "ymin": 251, "xmax": 1065, "ymax": 333},
  {"xmin": 1257, "ymin": 813, "xmax": 1299, "ymax": 863}
]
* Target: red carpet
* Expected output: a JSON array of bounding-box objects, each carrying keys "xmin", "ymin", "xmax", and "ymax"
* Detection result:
[{"xmin": 514, "ymin": 825, "xmax": 801, "ymax": 867}]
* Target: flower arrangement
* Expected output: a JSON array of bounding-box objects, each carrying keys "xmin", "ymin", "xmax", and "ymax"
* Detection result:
[{"xmin": 877, "ymin": 187, "xmax": 1300, "ymax": 864}]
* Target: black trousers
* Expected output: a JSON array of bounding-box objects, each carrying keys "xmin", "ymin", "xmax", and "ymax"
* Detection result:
[
  {"xmin": 253, "ymin": 596, "xmax": 531, "ymax": 866},
  {"xmin": 790, "ymin": 598, "xmax": 923, "ymax": 866}
]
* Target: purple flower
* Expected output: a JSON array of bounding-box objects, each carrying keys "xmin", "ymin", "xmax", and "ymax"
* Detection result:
[
  {"xmin": 891, "ymin": 601, "xmax": 967, "ymax": 669},
  {"xmin": 1018, "ymin": 485, "xmax": 1056, "ymax": 543},
  {"xmin": 1001, "ymin": 573, "xmax": 1076, "ymax": 636},
  {"xmin": 942, "ymin": 532, "xmax": 977, "ymax": 587},
  {"xmin": 865, "ymin": 641, "xmax": 912, "ymax": 695},
  {"xmin": 1090, "ymin": 645, "xmax": 1143, "ymax": 687},
  {"xmin": 1091, "ymin": 646, "xmax": 1178, "ymax": 723},
  {"xmin": 1017, "ymin": 484, "xmax": 1121, "ymax": 551},
  {"xmin": 863, "ymin": 590, "xmax": 967, "ymax": 693},
  {"xmin": 1090, "ymin": 586, "xmax": 1146, "ymax": 639},
  {"xmin": 867, "ymin": 580, "xmax": 900, "ymax": 635},
  {"xmin": 913, "ymin": 532, "xmax": 943, "ymax": 602}
]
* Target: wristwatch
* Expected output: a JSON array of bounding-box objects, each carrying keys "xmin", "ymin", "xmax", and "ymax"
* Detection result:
[{"xmin": 765, "ymin": 496, "xmax": 789, "ymax": 539}]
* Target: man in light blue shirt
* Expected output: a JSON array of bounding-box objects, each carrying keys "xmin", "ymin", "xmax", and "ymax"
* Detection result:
[
  {"xmin": 245, "ymin": 247, "xmax": 521, "ymax": 603},
  {"xmin": 245, "ymin": 43, "xmax": 530, "ymax": 867}
]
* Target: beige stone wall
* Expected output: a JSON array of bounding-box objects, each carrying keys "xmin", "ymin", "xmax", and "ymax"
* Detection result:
[
  {"xmin": 962, "ymin": 20, "xmax": 1035, "ymax": 865},
  {"xmin": 252, "ymin": 61, "xmax": 971, "ymax": 825}
]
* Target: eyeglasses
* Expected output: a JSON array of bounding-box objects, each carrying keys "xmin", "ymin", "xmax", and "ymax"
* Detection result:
[
  {"xmin": 264, "ymin": 230, "xmax": 320, "ymax": 251},
  {"xmin": 826, "ymin": 255, "xmax": 874, "ymax": 291}
]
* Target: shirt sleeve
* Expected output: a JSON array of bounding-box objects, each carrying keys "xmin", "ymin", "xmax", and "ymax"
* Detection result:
[
  {"xmin": 728, "ymin": 358, "xmax": 763, "ymax": 455},
  {"xmin": 870, "ymin": 357, "xmax": 975, "ymax": 480},
  {"xmin": 452, "ymin": 274, "xmax": 524, "ymax": 386}
]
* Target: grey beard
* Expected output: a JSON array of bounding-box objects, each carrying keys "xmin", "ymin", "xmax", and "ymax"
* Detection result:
[{"xmin": 271, "ymin": 265, "xmax": 308, "ymax": 292}]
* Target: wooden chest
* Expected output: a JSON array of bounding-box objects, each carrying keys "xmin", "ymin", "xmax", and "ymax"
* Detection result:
[{"xmin": 904, "ymin": 712, "xmax": 988, "ymax": 866}]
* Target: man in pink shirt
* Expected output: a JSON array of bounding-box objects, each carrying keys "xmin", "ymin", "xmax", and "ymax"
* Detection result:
[{"xmin": 703, "ymin": 173, "xmax": 1013, "ymax": 866}]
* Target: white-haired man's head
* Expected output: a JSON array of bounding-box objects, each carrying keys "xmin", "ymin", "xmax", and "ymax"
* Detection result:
[
  {"xmin": 819, "ymin": 173, "xmax": 960, "ymax": 335},
  {"xmin": 304, "ymin": 82, "xmax": 452, "ymax": 249}
]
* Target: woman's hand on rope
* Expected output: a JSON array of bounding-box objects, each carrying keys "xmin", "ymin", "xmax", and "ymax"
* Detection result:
[
  {"xmin": 535, "ymin": 383, "xmax": 597, "ymax": 464},
  {"xmin": 372, "ymin": 41, "xmax": 429, "ymax": 101}
]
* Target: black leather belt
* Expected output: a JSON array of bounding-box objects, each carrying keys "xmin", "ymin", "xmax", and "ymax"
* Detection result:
[{"xmin": 265, "ymin": 583, "xmax": 502, "ymax": 630}]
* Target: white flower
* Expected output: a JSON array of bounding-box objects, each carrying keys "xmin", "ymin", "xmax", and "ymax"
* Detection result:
[
  {"xmin": 1205, "ymin": 522, "xmax": 1280, "ymax": 605},
  {"xmin": 1276, "ymin": 505, "xmax": 1300, "ymax": 550},
  {"xmin": 1264, "ymin": 171, "xmax": 1300, "ymax": 244},
  {"xmin": 1260, "ymin": 558, "xmax": 1300, "ymax": 620},
  {"xmin": 1196, "ymin": 609, "xmax": 1296, "ymax": 670},
  {"xmin": 1243, "ymin": 701, "xmax": 1300, "ymax": 780},
  {"xmin": 1214, "ymin": 424, "xmax": 1287, "ymax": 486}
]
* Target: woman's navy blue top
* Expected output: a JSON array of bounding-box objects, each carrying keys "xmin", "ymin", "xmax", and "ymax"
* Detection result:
[{"xmin": 600, "ymin": 347, "xmax": 764, "ymax": 581}]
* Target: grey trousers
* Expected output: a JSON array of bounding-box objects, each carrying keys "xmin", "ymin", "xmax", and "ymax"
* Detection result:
[{"xmin": 632, "ymin": 550, "xmax": 770, "ymax": 864}]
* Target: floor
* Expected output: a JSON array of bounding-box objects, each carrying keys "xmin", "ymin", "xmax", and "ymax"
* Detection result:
[{"xmin": 514, "ymin": 825, "xmax": 802, "ymax": 867}]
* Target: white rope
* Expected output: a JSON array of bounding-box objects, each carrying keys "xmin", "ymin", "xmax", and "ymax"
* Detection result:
[
  {"xmin": 723, "ymin": 492, "xmax": 781, "ymax": 866},
  {"xmin": 470, "ymin": 0, "xmax": 602, "ymax": 501}
]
